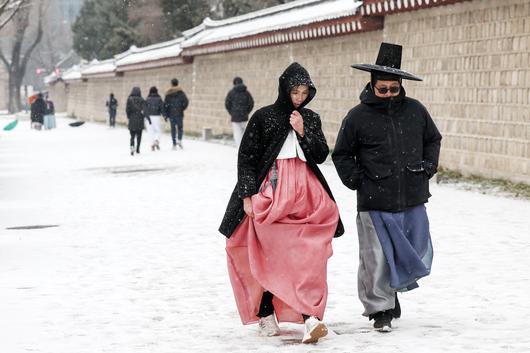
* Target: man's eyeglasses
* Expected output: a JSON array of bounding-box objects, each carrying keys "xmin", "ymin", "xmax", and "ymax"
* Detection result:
[{"xmin": 374, "ymin": 86, "xmax": 401, "ymax": 94}]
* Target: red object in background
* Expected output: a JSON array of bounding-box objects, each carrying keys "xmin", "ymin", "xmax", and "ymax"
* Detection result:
[
  {"xmin": 28, "ymin": 90, "xmax": 48, "ymax": 104},
  {"xmin": 28, "ymin": 93, "xmax": 38, "ymax": 105},
  {"xmin": 36, "ymin": 68, "xmax": 44, "ymax": 75}
]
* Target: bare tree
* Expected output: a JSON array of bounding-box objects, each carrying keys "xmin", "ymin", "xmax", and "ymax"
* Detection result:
[
  {"xmin": 0, "ymin": 0, "xmax": 45, "ymax": 112},
  {"xmin": 0, "ymin": 0, "xmax": 29, "ymax": 31}
]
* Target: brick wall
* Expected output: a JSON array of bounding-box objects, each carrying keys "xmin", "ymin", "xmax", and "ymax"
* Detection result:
[
  {"xmin": 185, "ymin": 30, "xmax": 382, "ymax": 142},
  {"xmin": 383, "ymin": 0, "xmax": 530, "ymax": 182},
  {"xmin": 51, "ymin": 0, "xmax": 530, "ymax": 184},
  {"xmin": 47, "ymin": 82, "xmax": 67, "ymax": 113}
]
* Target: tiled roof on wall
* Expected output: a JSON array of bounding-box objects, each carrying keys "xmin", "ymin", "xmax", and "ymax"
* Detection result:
[
  {"xmin": 62, "ymin": 65, "xmax": 84, "ymax": 82},
  {"xmin": 81, "ymin": 59, "xmax": 116, "ymax": 78},
  {"xmin": 115, "ymin": 38, "xmax": 187, "ymax": 72},
  {"xmin": 359, "ymin": 0, "xmax": 470, "ymax": 16},
  {"xmin": 181, "ymin": 0, "xmax": 362, "ymax": 48},
  {"xmin": 51, "ymin": 0, "xmax": 470, "ymax": 80}
]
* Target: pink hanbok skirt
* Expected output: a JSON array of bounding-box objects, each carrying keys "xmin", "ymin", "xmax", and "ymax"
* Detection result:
[{"xmin": 226, "ymin": 158, "xmax": 339, "ymax": 324}]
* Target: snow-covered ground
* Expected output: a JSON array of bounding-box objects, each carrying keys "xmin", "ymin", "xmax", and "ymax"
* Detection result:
[{"xmin": 1, "ymin": 115, "xmax": 529, "ymax": 353}]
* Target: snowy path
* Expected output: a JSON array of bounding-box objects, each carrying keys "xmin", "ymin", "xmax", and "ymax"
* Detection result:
[{"xmin": 1, "ymin": 116, "xmax": 529, "ymax": 353}]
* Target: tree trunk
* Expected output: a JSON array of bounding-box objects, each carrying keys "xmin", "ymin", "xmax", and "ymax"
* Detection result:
[
  {"xmin": 1, "ymin": 1, "xmax": 44, "ymax": 113},
  {"xmin": 6, "ymin": 62, "xmax": 24, "ymax": 113},
  {"xmin": 7, "ymin": 62, "xmax": 23, "ymax": 113},
  {"xmin": 14, "ymin": 71, "xmax": 22, "ymax": 112},
  {"xmin": 7, "ymin": 72, "xmax": 17, "ymax": 113}
]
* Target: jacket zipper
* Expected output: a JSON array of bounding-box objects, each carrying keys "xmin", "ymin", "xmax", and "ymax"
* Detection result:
[{"xmin": 389, "ymin": 112, "xmax": 404, "ymax": 210}]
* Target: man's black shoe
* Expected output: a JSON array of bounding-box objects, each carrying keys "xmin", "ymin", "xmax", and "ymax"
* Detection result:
[{"xmin": 370, "ymin": 311, "xmax": 393, "ymax": 332}]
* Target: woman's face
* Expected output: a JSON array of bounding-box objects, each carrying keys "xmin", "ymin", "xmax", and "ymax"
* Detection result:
[{"xmin": 290, "ymin": 85, "xmax": 309, "ymax": 109}]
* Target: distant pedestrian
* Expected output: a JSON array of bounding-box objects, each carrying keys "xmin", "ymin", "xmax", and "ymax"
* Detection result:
[
  {"xmin": 126, "ymin": 87, "xmax": 147, "ymax": 156},
  {"xmin": 106, "ymin": 93, "xmax": 118, "ymax": 127},
  {"xmin": 163, "ymin": 78, "xmax": 188, "ymax": 150},
  {"xmin": 225, "ymin": 77, "xmax": 254, "ymax": 148},
  {"xmin": 30, "ymin": 93, "xmax": 46, "ymax": 130},
  {"xmin": 145, "ymin": 86, "xmax": 164, "ymax": 151},
  {"xmin": 43, "ymin": 94, "xmax": 56, "ymax": 130}
]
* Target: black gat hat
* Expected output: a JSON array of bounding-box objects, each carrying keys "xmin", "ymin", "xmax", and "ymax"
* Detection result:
[{"xmin": 352, "ymin": 42, "xmax": 422, "ymax": 81}]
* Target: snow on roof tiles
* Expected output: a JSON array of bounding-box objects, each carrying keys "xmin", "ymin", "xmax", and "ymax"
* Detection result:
[
  {"xmin": 44, "ymin": 72, "xmax": 59, "ymax": 85},
  {"xmin": 182, "ymin": 0, "xmax": 362, "ymax": 48},
  {"xmin": 81, "ymin": 59, "xmax": 116, "ymax": 76},
  {"xmin": 115, "ymin": 38, "xmax": 183, "ymax": 68},
  {"xmin": 62, "ymin": 65, "xmax": 84, "ymax": 81}
]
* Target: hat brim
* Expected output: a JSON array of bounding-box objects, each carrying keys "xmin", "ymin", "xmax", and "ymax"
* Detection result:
[{"xmin": 351, "ymin": 64, "xmax": 422, "ymax": 81}]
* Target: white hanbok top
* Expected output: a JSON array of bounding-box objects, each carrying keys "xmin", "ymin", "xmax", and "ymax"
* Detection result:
[{"xmin": 276, "ymin": 129, "xmax": 306, "ymax": 162}]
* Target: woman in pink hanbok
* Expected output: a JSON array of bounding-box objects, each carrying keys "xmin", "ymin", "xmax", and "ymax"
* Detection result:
[{"xmin": 219, "ymin": 63, "xmax": 344, "ymax": 344}]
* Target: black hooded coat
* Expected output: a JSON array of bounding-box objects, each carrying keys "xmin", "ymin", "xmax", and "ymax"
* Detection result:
[
  {"xmin": 126, "ymin": 87, "xmax": 147, "ymax": 131},
  {"xmin": 30, "ymin": 97, "xmax": 46, "ymax": 123},
  {"xmin": 332, "ymin": 83, "xmax": 442, "ymax": 212},
  {"xmin": 219, "ymin": 62, "xmax": 344, "ymax": 238},
  {"xmin": 225, "ymin": 83, "xmax": 254, "ymax": 122}
]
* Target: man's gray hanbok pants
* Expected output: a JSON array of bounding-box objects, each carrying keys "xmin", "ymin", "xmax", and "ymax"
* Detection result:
[{"xmin": 356, "ymin": 212, "xmax": 395, "ymax": 316}]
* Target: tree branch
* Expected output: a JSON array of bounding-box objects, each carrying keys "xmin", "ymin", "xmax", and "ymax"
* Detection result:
[
  {"xmin": 0, "ymin": 47, "xmax": 10, "ymax": 71},
  {"xmin": 0, "ymin": 0, "xmax": 13, "ymax": 14},
  {"xmin": 20, "ymin": 0, "xmax": 43, "ymax": 71},
  {"xmin": 0, "ymin": 0, "xmax": 29, "ymax": 32},
  {"xmin": 0, "ymin": 50, "xmax": 11, "ymax": 72}
]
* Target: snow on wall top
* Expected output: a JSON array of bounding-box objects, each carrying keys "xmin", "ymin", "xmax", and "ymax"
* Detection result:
[
  {"xmin": 44, "ymin": 72, "xmax": 59, "ymax": 85},
  {"xmin": 115, "ymin": 38, "xmax": 184, "ymax": 67},
  {"xmin": 62, "ymin": 65, "xmax": 84, "ymax": 81},
  {"xmin": 181, "ymin": 0, "xmax": 362, "ymax": 48},
  {"xmin": 81, "ymin": 59, "xmax": 116, "ymax": 76}
]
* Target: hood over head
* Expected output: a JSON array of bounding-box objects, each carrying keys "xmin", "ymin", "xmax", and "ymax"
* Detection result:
[
  {"xmin": 370, "ymin": 71, "xmax": 402, "ymax": 89},
  {"xmin": 360, "ymin": 82, "xmax": 406, "ymax": 115},
  {"xmin": 148, "ymin": 86, "xmax": 159, "ymax": 96},
  {"xmin": 130, "ymin": 87, "xmax": 142, "ymax": 97},
  {"xmin": 274, "ymin": 62, "xmax": 316, "ymax": 112},
  {"xmin": 233, "ymin": 83, "xmax": 247, "ymax": 92}
]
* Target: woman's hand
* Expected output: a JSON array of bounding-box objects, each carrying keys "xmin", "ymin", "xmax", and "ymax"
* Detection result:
[
  {"xmin": 290, "ymin": 111, "xmax": 304, "ymax": 137},
  {"xmin": 243, "ymin": 197, "xmax": 254, "ymax": 218}
]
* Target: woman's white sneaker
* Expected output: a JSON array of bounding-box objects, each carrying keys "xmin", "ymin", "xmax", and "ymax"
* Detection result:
[
  {"xmin": 258, "ymin": 314, "xmax": 280, "ymax": 336},
  {"xmin": 302, "ymin": 316, "xmax": 328, "ymax": 344}
]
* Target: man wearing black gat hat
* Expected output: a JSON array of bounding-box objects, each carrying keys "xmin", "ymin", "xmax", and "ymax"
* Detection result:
[{"xmin": 332, "ymin": 42, "xmax": 442, "ymax": 331}]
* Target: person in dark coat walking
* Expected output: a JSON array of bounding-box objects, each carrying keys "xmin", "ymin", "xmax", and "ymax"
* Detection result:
[
  {"xmin": 106, "ymin": 93, "xmax": 118, "ymax": 127},
  {"xmin": 219, "ymin": 62, "xmax": 344, "ymax": 344},
  {"xmin": 332, "ymin": 42, "xmax": 442, "ymax": 332},
  {"xmin": 30, "ymin": 93, "xmax": 46, "ymax": 130},
  {"xmin": 163, "ymin": 78, "xmax": 188, "ymax": 150},
  {"xmin": 225, "ymin": 76, "xmax": 254, "ymax": 148},
  {"xmin": 145, "ymin": 86, "xmax": 164, "ymax": 151},
  {"xmin": 126, "ymin": 87, "xmax": 148, "ymax": 156}
]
